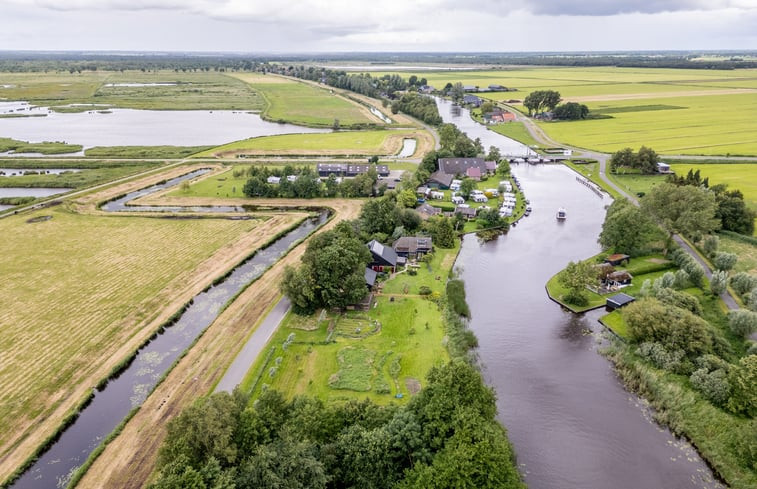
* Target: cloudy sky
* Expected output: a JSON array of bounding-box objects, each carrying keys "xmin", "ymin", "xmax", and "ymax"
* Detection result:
[{"xmin": 1, "ymin": 0, "xmax": 756, "ymax": 52}]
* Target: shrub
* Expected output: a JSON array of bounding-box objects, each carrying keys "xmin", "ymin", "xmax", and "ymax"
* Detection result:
[
  {"xmin": 660, "ymin": 271, "xmax": 676, "ymax": 289},
  {"xmin": 446, "ymin": 280, "xmax": 471, "ymax": 318},
  {"xmin": 702, "ymin": 235, "xmax": 719, "ymax": 257},
  {"xmin": 655, "ymin": 287, "xmax": 702, "ymax": 316},
  {"xmin": 713, "ymin": 252, "xmax": 738, "ymax": 272},
  {"xmin": 683, "ymin": 261, "xmax": 705, "ymax": 288},
  {"xmin": 674, "ymin": 269, "xmax": 690, "ymax": 289},
  {"xmin": 730, "ymin": 272, "xmax": 757, "ymax": 296},
  {"xmin": 749, "ymin": 289, "xmax": 757, "ymax": 313},
  {"xmin": 690, "ymin": 368, "xmax": 731, "ymax": 407},
  {"xmin": 636, "ymin": 341, "xmax": 687, "ymax": 374},
  {"xmin": 624, "ymin": 298, "xmax": 712, "ymax": 357},
  {"xmin": 710, "ymin": 270, "xmax": 728, "ymax": 295},
  {"xmin": 638, "ymin": 279, "xmax": 652, "ymax": 297},
  {"xmin": 727, "ymin": 310, "xmax": 757, "ymax": 338},
  {"xmin": 419, "ymin": 286, "xmax": 432, "ymax": 296},
  {"xmin": 727, "ymin": 355, "xmax": 757, "ymax": 416}
]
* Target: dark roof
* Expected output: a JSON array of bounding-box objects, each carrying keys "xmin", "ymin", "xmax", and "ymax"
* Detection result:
[
  {"xmin": 364, "ymin": 267, "xmax": 377, "ymax": 287},
  {"xmin": 455, "ymin": 206, "xmax": 477, "ymax": 217},
  {"xmin": 428, "ymin": 170, "xmax": 453, "ymax": 187},
  {"xmin": 367, "ymin": 240, "xmax": 398, "ymax": 266},
  {"xmin": 416, "ymin": 203, "xmax": 441, "ymax": 218},
  {"xmin": 607, "ymin": 293, "xmax": 635, "ymax": 307},
  {"xmin": 393, "ymin": 236, "xmax": 433, "ymax": 254},
  {"xmin": 463, "ymin": 94, "xmax": 481, "ymax": 103},
  {"xmin": 438, "ymin": 157, "xmax": 486, "ymax": 176},
  {"xmin": 608, "ymin": 271, "xmax": 633, "ymax": 281}
]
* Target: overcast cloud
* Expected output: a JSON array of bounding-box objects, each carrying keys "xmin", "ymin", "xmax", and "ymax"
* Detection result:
[{"xmin": 1, "ymin": 0, "xmax": 755, "ymax": 52}]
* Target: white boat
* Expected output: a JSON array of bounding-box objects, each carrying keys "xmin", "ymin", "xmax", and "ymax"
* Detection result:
[{"xmin": 556, "ymin": 207, "xmax": 567, "ymax": 220}]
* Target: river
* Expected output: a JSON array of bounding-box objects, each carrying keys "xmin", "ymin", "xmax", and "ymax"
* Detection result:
[
  {"xmin": 11, "ymin": 177, "xmax": 329, "ymax": 489},
  {"xmin": 441, "ymin": 101, "xmax": 722, "ymax": 488}
]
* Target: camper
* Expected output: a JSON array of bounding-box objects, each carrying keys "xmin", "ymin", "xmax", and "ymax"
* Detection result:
[
  {"xmin": 452, "ymin": 195, "xmax": 465, "ymax": 205},
  {"xmin": 472, "ymin": 194, "xmax": 488, "ymax": 203},
  {"xmin": 430, "ymin": 191, "xmax": 445, "ymax": 200}
]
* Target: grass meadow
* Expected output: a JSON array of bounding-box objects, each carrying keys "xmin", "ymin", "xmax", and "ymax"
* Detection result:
[
  {"xmin": 0, "ymin": 206, "xmax": 261, "ymax": 458},
  {"xmin": 194, "ymin": 130, "xmax": 419, "ymax": 157},
  {"xmin": 240, "ymin": 244, "xmax": 460, "ymax": 404},
  {"xmin": 369, "ymin": 67, "xmax": 757, "ymax": 156},
  {"xmin": 230, "ymin": 73, "xmax": 380, "ymax": 127},
  {"xmin": 0, "ymin": 71, "xmax": 264, "ymax": 111}
]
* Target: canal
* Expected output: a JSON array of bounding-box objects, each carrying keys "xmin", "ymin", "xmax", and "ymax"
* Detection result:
[{"xmin": 440, "ymin": 99, "xmax": 722, "ymax": 489}]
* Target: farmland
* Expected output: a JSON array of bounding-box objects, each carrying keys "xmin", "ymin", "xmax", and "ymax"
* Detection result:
[
  {"xmin": 369, "ymin": 66, "xmax": 757, "ymax": 156},
  {"xmin": 194, "ymin": 129, "xmax": 428, "ymax": 157},
  {"xmin": 230, "ymin": 73, "xmax": 381, "ymax": 127}
]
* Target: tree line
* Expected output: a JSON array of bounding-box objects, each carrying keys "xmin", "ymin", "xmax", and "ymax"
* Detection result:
[{"xmin": 240, "ymin": 165, "xmax": 380, "ymax": 200}]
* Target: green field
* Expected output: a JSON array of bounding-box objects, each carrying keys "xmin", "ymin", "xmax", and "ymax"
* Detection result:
[
  {"xmin": 194, "ymin": 130, "xmax": 413, "ymax": 157},
  {"xmin": 0, "ymin": 205, "xmax": 262, "ymax": 458},
  {"xmin": 0, "ymin": 160, "xmax": 160, "ymax": 189},
  {"xmin": 368, "ymin": 67, "xmax": 757, "ymax": 156},
  {"xmin": 231, "ymin": 73, "xmax": 380, "ymax": 128},
  {"xmin": 718, "ymin": 234, "xmax": 757, "ymax": 274},
  {"xmin": 0, "ymin": 71, "xmax": 263, "ymax": 111},
  {"xmin": 488, "ymin": 122, "xmax": 541, "ymax": 148},
  {"xmin": 240, "ymin": 242, "xmax": 459, "ymax": 403},
  {"xmin": 0, "ymin": 137, "xmax": 82, "ymax": 155}
]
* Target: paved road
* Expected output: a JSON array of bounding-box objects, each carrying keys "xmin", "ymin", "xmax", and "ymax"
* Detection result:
[{"xmin": 214, "ymin": 296, "xmax": 292, "ymax": 393}]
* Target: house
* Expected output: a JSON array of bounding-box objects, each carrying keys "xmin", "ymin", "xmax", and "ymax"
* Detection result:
[
  {"xmin": 393, "ymin": 236, "xmax": 433, "ymax": 259},
  {"xmin": 462, "ymin": 94, "xmax": 482, "ymax": 107},
  {"xmin": 485, "ymin": 161, "xmax": 497, "ymax": 174},
  {"xmin": 606, "ymin": 293, "xmax": 635, "ymax": 311},
  {"xmin": 367, "ymin": 240, "xmax": 398, "ymax": 273},
  {"xmin": 488, "ymin": 84, "xmax": 507, "ymax": 91},
  {"xmin": 657, "ymin": 162, "xmax": 673, "ymax": 174},
  {"xmin": 605, "ymin": 270, "xmax": 633, "ymax": 288},
  {"xmin": 463, "ymin": 85, "xmax": 478, "ymax": 92},
  {"xmin": 427, "ymin": 170, "xmax": 453, "ymax": 189},
  {"xmin": 364, "ymin": 267, "xmax": 378, "ymax": 290},
  {"xmin": 266, "ymin": 176, "xmax": 281, "ymax": 184},
  {"xmin": 416, "ymin": 202, "xmax": 442, "ymax": 220},
  {"xmin": 418, "ymin": 85, "xmax": 435, "ymax": 94},
  {"xmin": 455, "ymin": 206, "xmax": 477, "ymax": 220},
  {"xmin": 604, "ymin": 254, "xmax": 630, "ymax": 266},
  {"xmin": 317, "ymin": 163, "xmax": 390, "ymax": 178}
]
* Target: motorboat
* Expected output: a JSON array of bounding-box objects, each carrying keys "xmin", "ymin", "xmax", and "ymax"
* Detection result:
[{"xmin": 556, "ymin": 207, "xmax": 567, "ymax": 220}]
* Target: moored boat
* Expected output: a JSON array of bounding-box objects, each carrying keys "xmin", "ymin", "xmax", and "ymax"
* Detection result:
[{"xmin": 556, "ymin": 207, "xmax": 567, "ymax": 220}]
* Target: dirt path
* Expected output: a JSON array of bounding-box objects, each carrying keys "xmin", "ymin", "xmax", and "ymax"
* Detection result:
[{"xmin": 75, "ymin": 198, "xmax": 361, "ymax": 489}]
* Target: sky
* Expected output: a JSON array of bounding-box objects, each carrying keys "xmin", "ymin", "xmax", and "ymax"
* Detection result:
[{"xmin": 1, "ymin": 0, "xmax": 756, "ymax": 53}]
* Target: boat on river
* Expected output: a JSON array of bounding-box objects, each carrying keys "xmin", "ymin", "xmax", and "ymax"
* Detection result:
[{"xmin": 556, "ymin": 207, "xmax": 567, "ymax": 220}]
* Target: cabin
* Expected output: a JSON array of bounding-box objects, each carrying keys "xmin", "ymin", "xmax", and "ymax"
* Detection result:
[
  {"xmin": 606, "ymin": 293, "xmax": 636, "ymax": 311},
  {"xmin": 266, "ymin": 176, "xmax": 281, "ymax": 184},
  {"xmin": 604, "ymin": 254, "xmax": 630, "ymax": 266},
  {"xmin": 605, "ymin": 270, "xmax": 633, "ymax": 288},
  {"xmin": 367, "ymin": 240, "xmax": 398, "ymax": 273},
  {"xmin": 415, "ymin": 202, "xmax": 442, "ymax": 220},
  {"xmin": 393, "ymin": 236, "xmax": 433, "ymax": 259},
  {"xmin": 455, "ymin": 206, "xmax": 477, "ymax": 220}
]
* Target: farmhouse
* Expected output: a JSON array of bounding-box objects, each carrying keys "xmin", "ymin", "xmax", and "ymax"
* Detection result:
[
  {"xmin": 439, "ymin": 157, "xmax": 489, "ymax": 176},
  {"xmin": 415, "ymin": 202, "xmax": 442, "ymax": 220},
  {"xmin": 393, "ymin": 236, "xmax": 433, "ymax": 259},
  {"xmin": 367, "ymin": 240, "xmax": 398, "ymax": 273},
  {"xmin": 463, "ymin": 85, "xmax": 478, "ymax": 92},
  {"xmin": 466, "ymin": 167, "xmax": 482, "ymax": 181},
  {"xmin": 462, "ymin": 94, "xmax": 482, "ymax": 107},
  {"xmin": 488, "ymin": 84, "xmax": 507, "ymax": 91},
  {"xmin": 606, "ymin": 293, "xmax": 636, "ymax": 311},
  {"xmin": 317, "ymin": 163, "xmax": 390, "ymax": 178}
]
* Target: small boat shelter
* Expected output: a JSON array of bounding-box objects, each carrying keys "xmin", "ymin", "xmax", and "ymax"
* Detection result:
[{"xmin": 606, "ymin": 293, "xmax": 635, "ymax": 311}]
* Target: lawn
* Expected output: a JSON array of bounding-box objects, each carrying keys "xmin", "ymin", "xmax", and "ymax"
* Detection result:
[
  {"xmin": 667, "ymin": 163, "xmax": 757, "ymax": 210},
  {"xmin": 240, "ymin": 241, "xmax": 460, "ymax": 404},
  {"xmin": 609, "ymin": 172, "xmax": 667, "ymax": 197},
  {"xmin": 230, "ymin": 73, "xmax": 380, "ymax": 128},
  {"xmin": 0, "ymin": 71, "xmax": 263, "ymax": 111},
  {"xmin": 193, "ymin": 130, "xmax": 421, "ymax": 158},
  {"xmin": 488, "ymin": 122, "xmax": 542, "ymax": 148},
  {"xmin": 718, "ymin": 233, "xmax": 757, "ymax": 274},
  {"xmin": 367, "ymin": 67, "xmax": 757, "ymax": 156},
  {"xmin": 600, "ymin": 310, "xmax": 629, "ymax": 339},
  {"xmin": 0, "ymin": 204, "xmax": 266, "ymax": 463}
]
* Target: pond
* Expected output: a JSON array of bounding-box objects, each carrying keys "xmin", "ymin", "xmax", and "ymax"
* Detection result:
[
  {"xmin": 0, "ymin": 101, "xmax": 329, "ymax": 151},
  {"xmin": 396, "ymin": 138, "xmax": 417, "ymax": 158}
]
